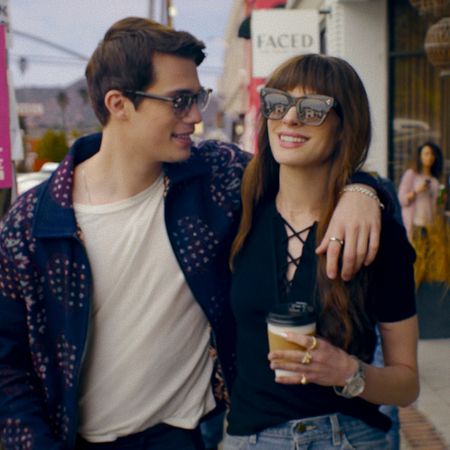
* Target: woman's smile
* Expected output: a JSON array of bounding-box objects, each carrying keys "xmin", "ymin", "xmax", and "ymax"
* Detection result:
[{"xmin": 278, "ymin": 132, "xmax": 310, "ymax": 147}]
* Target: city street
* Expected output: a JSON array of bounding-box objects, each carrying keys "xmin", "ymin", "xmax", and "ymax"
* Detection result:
[{"xmin": 1, "ymin": 1, "xmax": 449, "ymax": 449}]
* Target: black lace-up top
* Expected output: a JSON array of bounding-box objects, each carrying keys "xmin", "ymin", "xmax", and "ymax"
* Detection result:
[
  {"xmin": 277, "ymin": 217, "xmax": 315, "ymax": 302},
  {"xmin": 227, "ymin": 199, "xmax": 416, "ymax": 436}
]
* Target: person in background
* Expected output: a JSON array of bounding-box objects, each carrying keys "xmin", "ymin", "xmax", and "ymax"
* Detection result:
[
  {"xmin": 0, "ymin": 18, "xmax": 386, "ymax": 450},
  {"xmin": 224, "ymin": 54, "xmax": 419, "ymax": 450},
  {"xmin": 398, "ymin": 142, "xmax": 450, "ymax": 287},
  {"xmin": 398, "ymin": 142, "xmax": 442, "ymax": 240}
]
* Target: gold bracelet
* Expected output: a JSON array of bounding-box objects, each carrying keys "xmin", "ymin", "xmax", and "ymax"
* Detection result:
[{"xmin": 341, "ymin": 186, "xmax": 385, "ymax": 210}]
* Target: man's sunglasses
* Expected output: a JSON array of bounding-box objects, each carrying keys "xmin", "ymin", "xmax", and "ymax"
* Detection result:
[
  {"xmin": 124, "ymin": 87, "xmax": 212, "ymax": 118},
  {"xmin": 260, "ymin": 87, "xmax": 339, "ymax": 126}
]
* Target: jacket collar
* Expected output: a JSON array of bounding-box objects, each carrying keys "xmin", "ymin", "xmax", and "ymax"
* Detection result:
[
  {"xmin": 163, "ymin": 143, "xmax": 210, "ymax": 184},
  {"xmin": 33, "ymin": 133, "xmax": 210, "ymax": 238}
]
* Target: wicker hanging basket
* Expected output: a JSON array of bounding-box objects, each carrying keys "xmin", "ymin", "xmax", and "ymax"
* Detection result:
[
  {"xmin": 410, "ymin": 0, "xmax": 450, "ymax": 17},
  {"xmin": 425, "ymin": 17, "xmax": 450, "ymax": 76}
]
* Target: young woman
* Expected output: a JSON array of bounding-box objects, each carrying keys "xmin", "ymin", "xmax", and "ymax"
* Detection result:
[
  {"xmin": 398, "ymin": 142, "xmax": 449, "ymax": 287},
  {"xmin": 224, "ymin": 54, "xmax": 419, "ymax": 450}
]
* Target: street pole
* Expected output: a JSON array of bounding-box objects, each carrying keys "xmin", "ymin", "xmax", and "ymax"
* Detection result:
[
  {"xmin": 0, "ymin": 0, "xmax": 12, "ymax": 217},
  {"xmin": 149, "ymin": 0, "xmax": 155, "ymax": 20},
  {"xmin": 167, "ymin": 0, "xmax": 173, "ymax": 28},
  {"xmin": 149, "ymin": 0, "xmax": 170, "ymax": 26}
]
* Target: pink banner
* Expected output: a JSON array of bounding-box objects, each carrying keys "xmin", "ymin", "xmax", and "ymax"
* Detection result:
[{"xmin": 0, "ymin": 24, "xmax": 12, "ymax": 189}]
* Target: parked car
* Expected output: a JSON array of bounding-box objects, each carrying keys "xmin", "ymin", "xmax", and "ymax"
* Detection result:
[{"xmin": 16, "ymin": 163, "xmax": 58, "ymax": 195}]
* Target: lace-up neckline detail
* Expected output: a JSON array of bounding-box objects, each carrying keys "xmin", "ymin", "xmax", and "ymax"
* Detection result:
[{"xmin": 279, "ymin": 217, "xmax": 314, "ymax": 299}]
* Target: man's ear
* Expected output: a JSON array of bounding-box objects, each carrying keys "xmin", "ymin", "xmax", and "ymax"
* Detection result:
[{"xmin": 104, "ymin": 90, "xmax": 130, "ymax": 121}]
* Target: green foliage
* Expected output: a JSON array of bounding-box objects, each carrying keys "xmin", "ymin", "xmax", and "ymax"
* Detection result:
[
  {"xmin": 70, "ymin": 129, "xmax": 82, "ymax": 140},
  {"xmin": 36, "ymin": 129, "xmax": 69, "ymax": 163}
]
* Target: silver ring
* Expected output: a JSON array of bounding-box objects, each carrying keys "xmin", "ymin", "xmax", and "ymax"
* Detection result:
[{"xmin": 329, "ymin": 236, "xmax": 344, "ymax": 246}]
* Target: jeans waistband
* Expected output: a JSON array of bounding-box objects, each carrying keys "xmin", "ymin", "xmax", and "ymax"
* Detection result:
[
  {"xmin": 247, "ymin": 414, "xmax": 345, "ymax": 446},
  {"xmin": 291, "ymin": 414, "xmax": 343, "ymax": 446}
]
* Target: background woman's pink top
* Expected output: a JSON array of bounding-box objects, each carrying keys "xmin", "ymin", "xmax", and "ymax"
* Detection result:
[{"xmin": 398, "ymin": 168, "xmax": 439, "ymax": 237}]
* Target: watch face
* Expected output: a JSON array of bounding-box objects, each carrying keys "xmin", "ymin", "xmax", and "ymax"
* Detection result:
[
  {"xmin": 334, "ymin": 358, "xmax": 366, "ymax": 399},
  {"xmin": 346, "ymin": 377, "xmax": 365, "ymax": 397}
]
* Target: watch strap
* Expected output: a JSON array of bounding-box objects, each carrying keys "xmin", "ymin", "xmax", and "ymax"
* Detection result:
[{"xmin": 333, "ymin": 356, "xmax": 365, "ymax": 399}]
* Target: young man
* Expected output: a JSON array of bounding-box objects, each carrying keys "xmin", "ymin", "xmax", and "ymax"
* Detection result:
[{"xmin": 0, "ymin": 17, "xmax": 384, "ymax": 450}]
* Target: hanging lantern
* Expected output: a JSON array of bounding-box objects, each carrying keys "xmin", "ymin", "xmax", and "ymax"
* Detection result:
[
  {"xmin": 410, "ymin": 0, "xmax": 450, "ymax": 17},
  {"xmin": 425, "ymin": 17, "xmax": 450, "ymax": 76}
]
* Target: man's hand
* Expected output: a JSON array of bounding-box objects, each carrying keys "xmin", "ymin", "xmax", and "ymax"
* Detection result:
[{"xmin": 315, "ymin": 185, "xmax": 381, "ymax": 281}]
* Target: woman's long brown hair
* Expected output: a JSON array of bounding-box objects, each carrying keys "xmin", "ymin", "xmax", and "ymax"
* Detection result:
[{"xmin": 230, "ymin": 54, "xmax": 373, "ymax": 355}]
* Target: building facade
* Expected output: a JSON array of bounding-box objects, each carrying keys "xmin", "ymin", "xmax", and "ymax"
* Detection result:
[{"xmin": 219, "ymin": 0, "xmax": 449, "ymax": 204}]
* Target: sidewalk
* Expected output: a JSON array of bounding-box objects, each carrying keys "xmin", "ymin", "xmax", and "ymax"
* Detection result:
[{"xmin": 399, "ymin": 339, "xmax": 450, "ymax": 449}]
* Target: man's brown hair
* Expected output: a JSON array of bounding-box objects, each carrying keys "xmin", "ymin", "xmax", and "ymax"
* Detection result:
[{"xmin": 85, "ymin": 17, "xmax": 206, "ymax": 125}]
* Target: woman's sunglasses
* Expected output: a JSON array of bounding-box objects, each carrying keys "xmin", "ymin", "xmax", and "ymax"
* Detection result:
[
  {"xmin": 260, "ymin": 87, "xmax": 339, "ymax": 126},
  {"xmin": 125, "ymin": 87, "xmax": 212, "ymax": 118}
]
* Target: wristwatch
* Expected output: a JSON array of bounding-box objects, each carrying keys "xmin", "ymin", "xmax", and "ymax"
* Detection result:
[{"xmin": 333, "ymin": 356, "xmax": 365, "ymax": 399}]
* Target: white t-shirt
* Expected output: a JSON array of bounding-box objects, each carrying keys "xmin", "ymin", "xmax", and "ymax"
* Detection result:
[{"xmin": 74, "ymin": 174, "xmax": 215, "ymax": 442}]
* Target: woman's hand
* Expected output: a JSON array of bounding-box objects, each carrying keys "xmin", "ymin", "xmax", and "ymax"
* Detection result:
[
  {"xmin": 406, "ymin": 180, "xmax": 430, "ymax": 204},
  {"xmin": 316, "ymin": 185, "xmax": 381, "ymax": 281},
  {"xmin": 415, "ymin": 179, "xmax": 431, "ymax": 194},
  {"xmin": 406, "ymin": 191, "xmax": 416, "ymax": 203},
  {"xmin": 268, "ymin": 334, "xmax": 357, "ymax": 387}
]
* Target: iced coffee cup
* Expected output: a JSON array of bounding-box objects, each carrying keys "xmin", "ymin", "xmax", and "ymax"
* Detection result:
[{"xmin": 267, "ymin": 302, "xmax": 316, "ymax": 377}]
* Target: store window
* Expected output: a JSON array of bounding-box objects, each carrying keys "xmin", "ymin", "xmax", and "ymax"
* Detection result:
[{"xmin": 388, "ymin": 0, "xmax": 449, "ymax": 204}]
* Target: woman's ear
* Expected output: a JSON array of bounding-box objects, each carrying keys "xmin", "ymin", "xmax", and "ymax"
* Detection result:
[{"xmin": 104, "ymin": 90, "xmax": 130, "ymax": 121}]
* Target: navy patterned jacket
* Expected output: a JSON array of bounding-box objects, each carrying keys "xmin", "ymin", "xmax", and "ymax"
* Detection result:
[{"xmin": 0, "ymin": 133, "xmax": 250, "ymax": 449}]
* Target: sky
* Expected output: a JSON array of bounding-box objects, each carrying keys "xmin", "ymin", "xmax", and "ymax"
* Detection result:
[{"xmin": 7, "ymin": 0, "xmax": 232, "ymax": 90}]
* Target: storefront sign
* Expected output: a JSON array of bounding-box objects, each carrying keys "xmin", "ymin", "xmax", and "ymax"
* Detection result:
[
  {"xmin": 0, "ymin": 24, "xmax": 12, "ymax": 188},
  {"xmin": 251, "ymin": 9, "xmax": 319, "ymax": 78}
]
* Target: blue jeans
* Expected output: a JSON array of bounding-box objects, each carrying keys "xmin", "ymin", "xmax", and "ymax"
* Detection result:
[
  {"xmin": 223, "ymin": 414, "xmax": 388, "ymax": 450},
  {"xmin": 200, "ymin": 411, "xmax": 225, "ymax": 448}
]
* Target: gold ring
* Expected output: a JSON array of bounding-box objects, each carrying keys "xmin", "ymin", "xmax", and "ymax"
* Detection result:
[
  {"xmin": 300, "ymin": 374, "xmax": 308, "ymax": 384},
  {"xmin": 329, "ymin": 236, "xmax": 345, "ymax": 246},
  {"xmin": 301, "ymin": 351, "xmax": 312, "ymax": 365},
  {"xmin": 308, "ymin": 336, "xmax": 318, "ymax": 351}
]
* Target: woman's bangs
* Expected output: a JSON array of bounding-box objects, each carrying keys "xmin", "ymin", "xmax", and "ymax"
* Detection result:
[{"xmin": 267, "ymin": 56, "xmax": 338, "ymax": 98}]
